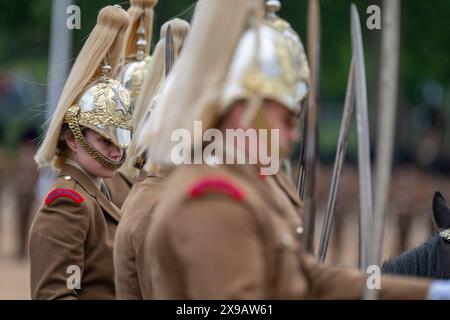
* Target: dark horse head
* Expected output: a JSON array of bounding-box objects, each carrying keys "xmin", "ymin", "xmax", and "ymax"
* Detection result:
[{"xmin": 382, "ymin": 191, "xmax": 450, "ymax": 279}]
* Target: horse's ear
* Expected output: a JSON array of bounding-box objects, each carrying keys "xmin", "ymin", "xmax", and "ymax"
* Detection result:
[{"xmin": 432, "ymin": 191, "xmax": 450, "ymax": 230}]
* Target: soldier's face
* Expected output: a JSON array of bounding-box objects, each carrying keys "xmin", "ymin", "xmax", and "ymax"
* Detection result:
[
  {"xmin": 221, "ymin": 100, "xmax": 299, "ymax": 168},
  {"xmin": 259, "ymin": 99, "xmax": 299, "ymax": 158},
  {"xmin": 65, "ymin": 129, "xmax": 124, "ymax": 178}
]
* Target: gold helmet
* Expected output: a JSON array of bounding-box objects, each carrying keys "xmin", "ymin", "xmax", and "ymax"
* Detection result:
[
  {"xmin": 34, "ymin": 5, "xmax": 131, "ymax": 170},
  {"xmin": 64, "ymin": 62, "xmax": 133, "ymax": 170},
  {"xmin": 221, "ymin": 0, "xmax": 310, "ymax": 116},
  {"xmin": 119, "ymin": 0, "xmax": 157, "ymax": 103},
  {"xmin": 119, "ymin": 22, "xmax": 151, "ymax": 103}
]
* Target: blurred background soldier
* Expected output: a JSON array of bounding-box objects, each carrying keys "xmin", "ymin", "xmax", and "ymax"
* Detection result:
[
  {"xmin": 114, "ymin": 17, "xmax": 190, "ymax": 300},
  {"xmin": 0, "ymin": 67, "xmax": 41, "ymax": 259},
  {"xmin": 15, "ymin": 127, "xmax": 39, "ymax": 259},
  {"xmin": 105, "ymin": 0, "xmax": 158, "ymax": 209}
]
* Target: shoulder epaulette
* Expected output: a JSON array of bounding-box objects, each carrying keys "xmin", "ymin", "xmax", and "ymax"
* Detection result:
[
  {"xmin": 45, "ymin": 188, "xmax": 84, "ymax": 206},
  {"xmin": 189, "ymin": 177, "xmax": 245, "ymax": 201}
]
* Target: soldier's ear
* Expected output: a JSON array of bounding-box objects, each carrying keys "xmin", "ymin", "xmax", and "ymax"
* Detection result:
[
  {"xmin": 432, "ymin": 191, "xmax": 450, "ymax": 230},
  {"xmin": 63, "ymin": 129, "xmax": 78, "ymax": 153}
]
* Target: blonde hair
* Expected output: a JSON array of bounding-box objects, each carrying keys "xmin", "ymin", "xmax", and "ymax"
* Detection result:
[
  {"xmin": 124, "ymin": 0, "xmax": 158, "ymax": 58},
  {"xmin": 120, "ymin": 18, "xmax": 190, "ymax": 178},
  {"xmin": 34, "ymin": 6, "xmax": 130, "ymax": 169},
  {"xmin": 136, "ymin": 0, "xmax": 263, "ymax": 171}
]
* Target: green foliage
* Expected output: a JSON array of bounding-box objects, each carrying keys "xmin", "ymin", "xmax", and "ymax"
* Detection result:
[{"xmin": 2, "ymin": 0, "xmax": 449, "ymax": 103}]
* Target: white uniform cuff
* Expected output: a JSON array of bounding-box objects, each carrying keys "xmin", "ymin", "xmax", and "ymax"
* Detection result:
[{"xmin": 428, "ymin": 281, "xmax": 450, "ymax": 300}]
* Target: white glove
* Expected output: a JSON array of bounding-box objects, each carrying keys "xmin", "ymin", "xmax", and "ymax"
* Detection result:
[{"xmin": 428, "ymin": 281, "xmax": 450, "ymax": 300}]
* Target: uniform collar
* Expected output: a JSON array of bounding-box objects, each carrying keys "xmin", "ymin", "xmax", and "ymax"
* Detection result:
[
  {"xmin": 272, "ymin": 170, "xmax": 303, "ymax": 208},
  {"xmin": 59, "ymin": 162, "xmax": 121, "ymax": 223},
  {"xmin": 225, "ymin": 163, "xmax": 303, "ymax": 221},
  {"xmin": 116, "ymin": 171, "xmax": 135, "ymax": 187}
]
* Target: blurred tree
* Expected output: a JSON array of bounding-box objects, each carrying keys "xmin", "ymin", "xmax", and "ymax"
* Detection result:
[{"xmin": 1, "ymin": 0, "xmax": 449, "ymax": 103}]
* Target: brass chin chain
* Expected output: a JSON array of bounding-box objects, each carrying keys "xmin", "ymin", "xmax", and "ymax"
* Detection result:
[{"xmin": 65, "ymin": 107, "xmax": 125, "ymax": 171}]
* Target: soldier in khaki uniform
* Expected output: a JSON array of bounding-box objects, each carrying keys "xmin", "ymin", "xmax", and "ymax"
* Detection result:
[
  {"xmin": 114, "ymin": 18, "xmax": 190, "ymax": 299},
  {"xmin": 114, "ymin": 172, "xmax": 165, "ymax": 299},
  {"xmin": 29, "ymin": 6, "xmax": 132, "ymax": 299},
  {"xmin": 136, "ymin": 0, "xmax": 450, "ymax": 299},
  {"xmin": 105, "ymin": 0, "xmax": 158, "ymax": 209}
]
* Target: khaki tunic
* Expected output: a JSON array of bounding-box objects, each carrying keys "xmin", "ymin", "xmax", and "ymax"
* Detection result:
[
  {"xmin": 104, "ymin": 171, "xmax": 136, "ymax": 209},
  {"xmin": 144, "ymin": 163, "xmax": 430, "ymax": 299},
  {"xmin": 29, "ymin": 163, "xmax": 121, "ymax": 299},
  {"xmin": 114, "ymin": 174, "xmax": 164, "ymax": 299}
]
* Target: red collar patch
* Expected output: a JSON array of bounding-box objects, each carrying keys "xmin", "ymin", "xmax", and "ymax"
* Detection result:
[{"xmin": 45, "ymin": 188, "xmax": 84, "ymax": 206}]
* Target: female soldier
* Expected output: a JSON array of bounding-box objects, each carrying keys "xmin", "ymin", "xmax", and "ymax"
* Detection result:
[
  {"xmin": 29, "ymin": 5, "xmax": 132, "ymax": 299},
  {"xmin": 114, "ymin": 18, "xmax": 190, "ymax": 299}
]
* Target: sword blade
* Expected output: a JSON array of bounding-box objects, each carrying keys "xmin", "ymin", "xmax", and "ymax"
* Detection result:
[
  {"xmin": 318, "ymin": 59, "xmax": 355, "ymax": 263},
  {"xmin": 365, "ymin": 0, "xmax": 401, "ymax": 300},
  {"xmin": 351, "ymin": 3, "xmax": 373, "ymax": 271},
  {"xmin": 302, "ymin": 0, "xmax": 321, "ymax": 254}
]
